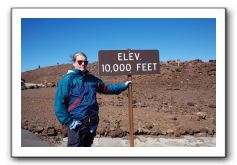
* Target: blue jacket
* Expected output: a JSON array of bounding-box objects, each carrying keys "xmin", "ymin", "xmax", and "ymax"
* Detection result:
[{"xmin": 54, "ymin": 68, "xmax": 128, "ymax": 127}]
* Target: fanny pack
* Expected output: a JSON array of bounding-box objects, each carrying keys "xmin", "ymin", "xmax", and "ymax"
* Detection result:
[{"xmin": 82, "ymin": 115, "xmax": 99, "ymax": 126}]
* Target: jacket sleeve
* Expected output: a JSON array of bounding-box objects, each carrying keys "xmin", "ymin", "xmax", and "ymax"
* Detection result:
[
  {"xmin": 54, "ymin": 77, "xmax": 72, "ymax": 127},
  {"xmin": 96, "ymin": 78, "xmax": 128, "ymax": 95}
]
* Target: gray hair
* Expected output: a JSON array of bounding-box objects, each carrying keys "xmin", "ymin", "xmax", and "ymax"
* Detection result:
[{"xmin": 71, "ymin": 51, "xmax": 87, "ymax": 62}]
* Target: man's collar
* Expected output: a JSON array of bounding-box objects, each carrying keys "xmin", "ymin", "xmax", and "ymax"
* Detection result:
[{"xmin": 72, "ymin": 68, "xmax": 89, "ymax": 75}]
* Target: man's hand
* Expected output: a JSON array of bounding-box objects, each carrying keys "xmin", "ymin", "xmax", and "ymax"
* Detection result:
[
  {"xmin": 125, "ymin": 81, "xmax": 132, "ymax": 86},
  {"xmin": 69, "ymin": 120, "xmax": 81, "ymax": 130}
]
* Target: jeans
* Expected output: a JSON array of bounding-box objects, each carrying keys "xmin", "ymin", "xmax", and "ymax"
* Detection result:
[{"xmin": 67, "ymin": 124, "xmax": 96, "ymax": 147}]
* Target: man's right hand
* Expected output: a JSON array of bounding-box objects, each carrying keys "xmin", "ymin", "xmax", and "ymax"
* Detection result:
[{"xmin": 69, "ymin": 120, "xmax": 82, "ymax": 130}]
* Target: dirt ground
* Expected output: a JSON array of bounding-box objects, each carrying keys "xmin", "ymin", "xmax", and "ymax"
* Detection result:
[{"xmin": 21, "ymin": 60, "xmax": 216, "ymax": 144}]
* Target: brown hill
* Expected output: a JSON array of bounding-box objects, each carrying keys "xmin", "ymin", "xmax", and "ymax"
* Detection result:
[
  {"xmin": 22, "ymin": 60, "xmax": 216, "ymax": 90},
  {"xmin": 21, "ymin": 59, "xmax": 216, "ymax": 145}
]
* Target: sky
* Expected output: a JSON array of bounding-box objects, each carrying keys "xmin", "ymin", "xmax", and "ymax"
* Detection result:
[{"xmin": 21, "ymin": 18, "xmax": 216, "ymax": 72}]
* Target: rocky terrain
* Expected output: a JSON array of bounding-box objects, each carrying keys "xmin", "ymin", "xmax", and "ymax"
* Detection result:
[{"xmin": 21, "ymin": 59, "xmax": 216, "ymax": 145}]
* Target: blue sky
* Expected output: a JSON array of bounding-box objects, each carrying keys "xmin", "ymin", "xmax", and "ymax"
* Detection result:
[{"xmin": 21, "ymin": 18, "xmax": 216, "ymax": 72}]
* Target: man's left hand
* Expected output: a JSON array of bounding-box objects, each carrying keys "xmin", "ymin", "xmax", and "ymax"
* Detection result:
[{"xmin": 125, "ymin": 81, "xmax": 132, "ymax": 86}]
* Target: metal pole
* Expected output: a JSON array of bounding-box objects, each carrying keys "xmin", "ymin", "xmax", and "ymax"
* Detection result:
[{"xmin": 128, "ymin": 75, "xmax": 134, "ymax": 147}]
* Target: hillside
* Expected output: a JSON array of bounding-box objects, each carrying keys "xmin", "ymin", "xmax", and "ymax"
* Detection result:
[
  {"xmin": 22, "ymin": 60, "xmax": 216, "ymax": 90},
  {"xmin": 21, "ymin": 59, "xmax": 216, "ymax": 145}
]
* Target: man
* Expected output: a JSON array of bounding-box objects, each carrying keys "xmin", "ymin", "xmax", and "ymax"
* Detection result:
[{"xmin": 54, "ymin": 51, "xmax": 131, "ymax": 147}]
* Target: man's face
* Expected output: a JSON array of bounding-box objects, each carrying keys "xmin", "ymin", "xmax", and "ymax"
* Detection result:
[{"xmin": 73, "ymin": 55, "xmax": 88, "ymax": 72}]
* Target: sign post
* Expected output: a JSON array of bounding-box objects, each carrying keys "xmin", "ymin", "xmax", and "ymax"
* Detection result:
[
  {"xmin": 98, "ymin": 49, "xmax": 160, "ymax": 147},
  {"xmin": 127, "ymin": 74, "xmax": 134, "ymax": 147}
]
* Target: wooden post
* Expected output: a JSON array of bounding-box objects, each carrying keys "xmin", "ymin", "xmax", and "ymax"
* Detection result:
[{"xmin": 128, "ymin": 75, "xmax": 134, "ymax": 147}]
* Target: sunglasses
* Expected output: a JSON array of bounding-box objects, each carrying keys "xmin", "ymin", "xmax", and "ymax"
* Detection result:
[{"xmin": 77, "ymin": 60, "xmax": 88, "ymax": 65}]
